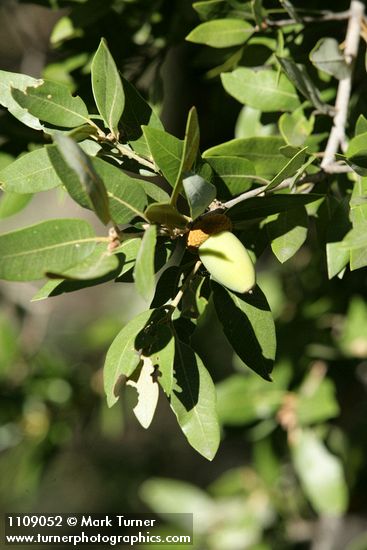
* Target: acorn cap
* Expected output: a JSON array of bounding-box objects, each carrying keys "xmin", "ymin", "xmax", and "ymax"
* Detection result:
[{"xmin": 187, "ymin": 213, "xmax": 232, "ymax": 250}]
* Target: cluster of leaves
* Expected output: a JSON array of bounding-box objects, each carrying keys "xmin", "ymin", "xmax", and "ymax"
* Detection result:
[
  {"xmin": 0, "ymin": 37, "xmax": 276, "ymax": 460},
  {"xmin": 1, "ymin": 0, "xmax": 367, "ymax": 471}
]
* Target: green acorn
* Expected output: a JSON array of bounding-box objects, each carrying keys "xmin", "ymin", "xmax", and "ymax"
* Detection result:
[{"xmin": 187, "ymin": 214, "xmax": 255, "ymax": 294}]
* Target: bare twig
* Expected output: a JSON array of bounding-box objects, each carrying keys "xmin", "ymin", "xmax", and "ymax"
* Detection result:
[
  {"xmin": 114, "ymin": 142, "xmax": 157, "ymax": 172},
  {"xmin": 323, "ymin": 163, "xmax": 352, "ymax": 174},
  {"xmin": 321, "ymin": 0, "xmax": 365, "ymax": 169},
  {"xmin": 266, "ymin": 9, "xmax": 351, "ymax": 27},
  {"xmin": 222, "ymin": 163, "xmax": 353, "ymax": 209}
]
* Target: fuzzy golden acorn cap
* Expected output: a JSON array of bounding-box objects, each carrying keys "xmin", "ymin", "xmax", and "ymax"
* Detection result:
[{"xmin": 187, "ymin": 213, "xmax": 232, "ymax": 250}]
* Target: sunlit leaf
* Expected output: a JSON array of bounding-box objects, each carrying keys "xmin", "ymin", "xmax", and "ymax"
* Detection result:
[
  {"xmin": 143, "ymin": 127, "xmax": 183, "ymax": 186},
  {"xmin": 104, "ymin": 309, "xmax": 154, "ymax": 407},
  {"xmin": 221, "ymin": 68, "xmax": 300, "ymax": 112},
  {"xmin": 92, "ymin": 38, "xmax": 124, "ymax": 137},
  {"xmin": 310, "ymin": 38, "xmax": 350, "ymax": 80},
  {"xmin": 12, "ymin": 80, "xmax": 90, "ymax": 128},
  {"xmin": 186, "ymin": 18, "xmax": 254, "ymax": 48},
  {"xmin": 46, "ymin": 243, "xmax": 119, "ymax": 280},
  {"xmin": 170, "ymin": 339, "xmax": 220, "ymax": 460},
  {"xmin": 204, "ymin": 137, "xmax": 286, "ymax": 179},
  {"xmin": 127, "ymin": 357, "xmax": 159, "ymax": 429},
  {"xmin": 205, "ymin": 156, "xmax": 256, "ymax": 196},
  {"xmin": 265, "ymin": 147, "xmax": 308, "ymax": 191},
  {"xmin": 171, "ymin": 107, "xmax": 200, "ymax": 204},
  {"xmin": 0, "ymin": 219, "xmax": 97, "ymax": 281},
  {"xmin": 267, "ymin": 206, "xmax": 308, "ymax": 263},
  {"xmin": 0, "ymin": 147, "xmax": 62, "ymax": 193},
  {"xmin": 0, "ymin": 70, "xmax": 43, "ymax": 130},
  {"xmin": 279, "ymin": 111, "xmax": 314, "ymax": 147}
]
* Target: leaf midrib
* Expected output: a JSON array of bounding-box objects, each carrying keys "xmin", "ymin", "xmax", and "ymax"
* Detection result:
[
  {"xmin": 1, "ymin": 236, "xmax": 98, "ymax": 260},
  {"xmin": 1, "ymin": 165, "xmax": 54, "ymax": 187},
  {"xmin": 21, "ymin": 90, "xmax": 89, "ymax": 123},
  {"xmin": 107, "ymin": 58, "xmax": 121, "ymax": 133},
  {"xmin": 107, "ymin": 191, "xmax": 146, "ymax": 220}
]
